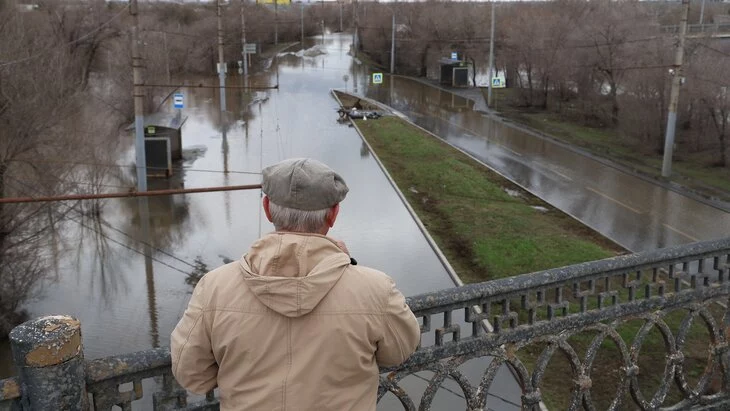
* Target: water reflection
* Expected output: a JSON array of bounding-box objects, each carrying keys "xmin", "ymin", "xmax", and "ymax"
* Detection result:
[{"xmin": 1, "ymin": 35, "xmax": 453, "ymax": 381}]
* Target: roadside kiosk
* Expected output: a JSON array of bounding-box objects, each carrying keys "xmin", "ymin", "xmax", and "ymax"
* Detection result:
[
  {"xmin": 439, "ymin": 58, "xmax": 470, "ymax": 88},
  {"xmin": 128, "ymin": 112, "xmax": 187, "ymax": 178}
]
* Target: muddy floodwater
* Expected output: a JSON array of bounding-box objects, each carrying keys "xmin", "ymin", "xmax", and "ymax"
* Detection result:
[
  {"xmin": 1, "ymin": 36, "xmax": 454, "ymax": 373},
  {"xmin": 1, "ymin": 33, "xmax": 528, "ymax": 409}
]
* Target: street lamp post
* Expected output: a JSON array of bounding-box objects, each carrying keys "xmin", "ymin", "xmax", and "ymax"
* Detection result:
[{"xmin": 661, "ymin": 0, "xmax": 690, "ymax": 178}]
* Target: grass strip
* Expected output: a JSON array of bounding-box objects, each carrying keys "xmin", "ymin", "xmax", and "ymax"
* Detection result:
[{"xmin": 355, "ymin": 116, "xmax": 621, "ymax": 282}]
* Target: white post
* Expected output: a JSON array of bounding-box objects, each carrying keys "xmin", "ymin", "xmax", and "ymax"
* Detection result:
[
  {"xmin": 217, "ymin": 0, "xmax": 227, "ymax": 116},
  {"xmin": 700, "ymin": 0, "xmax": 706, "ymax": 25},
  {"xmin": 241, "ymin": 0, "xmax": 248, "ymax": 77}
]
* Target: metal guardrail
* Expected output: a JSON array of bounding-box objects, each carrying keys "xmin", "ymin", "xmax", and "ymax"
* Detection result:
[{"xmin": 3, "ymin": 238, "xmax": 730, "ymax": 410}]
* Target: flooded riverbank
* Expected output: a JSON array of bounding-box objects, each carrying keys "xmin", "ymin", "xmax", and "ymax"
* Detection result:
[{"xmin": 1, "ymin": 35, "xmax": 453, "ymax": 378}]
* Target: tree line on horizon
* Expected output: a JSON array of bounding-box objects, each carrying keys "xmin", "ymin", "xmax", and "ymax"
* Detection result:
[{"xmin": 358, "ymin": 0, "xmax": 730, "ymax": 168}]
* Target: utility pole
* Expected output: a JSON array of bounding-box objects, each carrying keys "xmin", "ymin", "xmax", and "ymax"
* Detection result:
[
  {"xmin": 390, "ymin": 12, "xmax": 395, "ymax": 74},
  {"xmin": 339, "ymin": 1, "xmax": 343, "ymax": 33},
  {"xmin": 487, "ymin": 1, "xmax": 496, "ymax": 108},
  {"xmin": 300, "ymin": 2, "xmax": 304, "ymax": 45},
  {"xmin": 241, "ymin": 0, "xmax": 248, "ymax": 76},
  {"xmin": 661, "ymin": 0, "xmax": 690, "ymax": 178},
  {"xmin": 700, "ymin": 0, "xmax": 706, "ymax": 25},
  {"xmin": 163, "ymin": 32, "xmax": 170, "ymax": 84},
  {"xmin": 217, "ymin": 0, "xmax": 227, "ymax": 116},
  {"xmin": 353, "ymin": 0, "xmax": 358, "ymax": 52},
  {"xmin": 274, "ymin": 0, "xmax": 279, "ymax": 45},
  {"xmin": 130, "ymin": 0, "xmax": 146, "ymax": 192},
  {"xmin": 131, "ymin": 0, "xmax": 152, "ymax": 310}
]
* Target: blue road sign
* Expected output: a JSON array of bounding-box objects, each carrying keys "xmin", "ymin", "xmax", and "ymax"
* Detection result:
[
  {"xmin": 451, "ymin": 52, "xmax": 458, "ymax": 61},
  {"xmin": 372, "ymin": 73, "xmax": 383, "ymax": 84},
  {"xmin": 173, "ymin": 93, "xmax": 184, "ymax": 109}
]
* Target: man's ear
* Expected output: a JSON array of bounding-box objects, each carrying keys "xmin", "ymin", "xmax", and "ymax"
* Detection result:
[
  {"xmin": 326, "ymin": 203, "xmax": 340, "ymax": 228},
  {"xmin": 263, "ymin": 196, "xmax": 274, "ymax": 222}
]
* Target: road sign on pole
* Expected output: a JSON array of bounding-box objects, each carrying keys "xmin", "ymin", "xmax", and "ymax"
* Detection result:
[
  {"xmin": 244, "ymin": 43, "xmax": 257, "ymax": 54},
  {"xmin": 173, "ymin": 93, "xmax": 184, "ymax": 109},
  {"xmin": 451, "ymin": 51, "xmax": 458, "ymax": 61},
  {"xmin": 372, "ymin": 73, "xmax": 383, "ymax": 84}
]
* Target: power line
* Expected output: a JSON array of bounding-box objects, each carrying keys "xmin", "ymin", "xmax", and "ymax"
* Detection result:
[
  {"xmin": 7, "ymin": 158, "xmax": 263, "ymax": 176},
  {"xmin": 72, "ymin": 218, "xmax": 193, "ymax": 276},
  {"xmin": 0, "ymin": 7, "xmax": 128, "ymax": 68},
  {"xmin": 95, "ymin": 216, "xmax": 198, "ymax": 270},
  {"xmin": 0, "ymin": 183, "xmax": 262, "ymax": 205},
  {"xmin": 142, "ymin": 83, "xmax": 279, "ymax": 90},
  {"xmin": 6, "ymin": 175, "xmax": 199, "ymax": 275},
  {"xmin": 696, "ymin": 42, "xmax": 730, "ymax": 59},
  {"xmin": 686, "ymin": 74, "xmax": 730, "ymax": 88}
]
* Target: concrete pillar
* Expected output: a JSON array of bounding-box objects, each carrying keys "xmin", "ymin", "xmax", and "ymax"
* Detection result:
[{"xmin": 9, "ymin": 315, "xmax": 88, "ymax": 410}]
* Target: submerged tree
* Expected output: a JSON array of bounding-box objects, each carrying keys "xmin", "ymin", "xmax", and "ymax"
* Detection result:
[{"xmin": 0, "ymin": 0, "xmax": 124, "ymax": 335}]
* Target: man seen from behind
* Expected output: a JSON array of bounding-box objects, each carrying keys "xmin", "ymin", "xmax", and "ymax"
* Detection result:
[{"xmin": 171, "ymin": 158, "xmax": 421, "ymax": 410}]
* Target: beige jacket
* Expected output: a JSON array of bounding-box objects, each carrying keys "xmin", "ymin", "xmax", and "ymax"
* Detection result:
[{"xmin": 171, "ymin": 232, "xmax": 421, "ymax": 411}]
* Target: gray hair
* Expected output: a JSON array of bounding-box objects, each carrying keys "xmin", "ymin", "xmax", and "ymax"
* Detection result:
[{"xmin": 268, "ymin": 200, "xmax": 331, "ymax": 233}]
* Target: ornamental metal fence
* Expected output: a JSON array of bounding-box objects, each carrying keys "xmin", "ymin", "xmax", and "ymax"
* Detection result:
[{"xmin": 3, "ymin": 238, "xmax": 730, "ymax": 410}]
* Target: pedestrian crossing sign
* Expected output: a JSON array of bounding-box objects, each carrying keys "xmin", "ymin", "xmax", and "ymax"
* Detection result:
[
  {"xmin": 372, "ymin": 73, "xmax": 383, "ymax": 84},
  {"xmin": 173, "ymin": 93, "xmax": 184, "ymax": 109},
  {"xmin": 491, "ymin": 77, "xmax": 505, "ymax": 88}
]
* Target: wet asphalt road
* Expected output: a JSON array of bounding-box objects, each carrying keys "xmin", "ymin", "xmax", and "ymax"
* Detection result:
[{"xmin": 364, "ymin": 75, "xmax": 730, "ymax": 253}]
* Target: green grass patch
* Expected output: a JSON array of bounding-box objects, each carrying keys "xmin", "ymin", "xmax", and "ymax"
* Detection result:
[{"xmin": 355, "ymin": 116, "xmax": 620, "ymax": 282}]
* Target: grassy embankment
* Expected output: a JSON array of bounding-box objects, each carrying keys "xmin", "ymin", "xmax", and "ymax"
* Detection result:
[
  {"xmin": 355, "ymin": 116, "xmax": 620, "ymax": 282},
  {"xmin": 488, "ymin": 88, "xmax": 730, "ymax": 203},
  {"xmin": 355, "ymin": 115, "xmax": 721, "ymax": 409}
]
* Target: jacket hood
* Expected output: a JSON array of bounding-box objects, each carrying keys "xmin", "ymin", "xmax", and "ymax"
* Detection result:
[{"xmin": 239, "ymin": 232, "xmax": 351, "ymax": 318}]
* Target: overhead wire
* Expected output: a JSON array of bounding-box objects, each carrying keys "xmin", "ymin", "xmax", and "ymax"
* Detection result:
[
  {"xmin": 695, "ymin": 42, "xmax": 730, "ymax": 59},
  {"xmin": 11, "ymin": 163, "xmax": 201, "ymax": 269},
  {"xmin": 7, "ymin": 158, "xmax": 262, "ymax": 176},
  {"xmin": 6, "ymin": 174, "xmax": 199, "ymax": 276}
]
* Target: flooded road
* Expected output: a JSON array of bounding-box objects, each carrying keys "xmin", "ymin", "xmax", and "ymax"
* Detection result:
[
  {"xmin": 2, "ymin": 34, "xmax": 522, "ymax": 410},
  {"xmin": 364, "ymin": 76, "xmax": 730, "ymax": 253},
  {"xmin": 4, "ymin": 37, "xmax": 457, "ymax": 362}
]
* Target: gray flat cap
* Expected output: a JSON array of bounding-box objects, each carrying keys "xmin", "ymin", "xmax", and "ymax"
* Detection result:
[{"xmin": 262, "ymin": 158, "xmax": 349, "ymax": 210}]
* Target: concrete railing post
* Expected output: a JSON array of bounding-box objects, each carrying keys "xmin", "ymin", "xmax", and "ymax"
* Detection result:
[{"xmin": 9, "ymin": 315, "xmax": 88, "ymax": 410}]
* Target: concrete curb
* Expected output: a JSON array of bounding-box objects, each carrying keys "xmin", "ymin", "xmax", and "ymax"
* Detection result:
[
  {"xmin": 330, "ymin": 89, "xmax": 463, "ymax": 287},
  {"xmin": 335, "ymin": 88, "xmax": 628, "ymax": 254}
]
